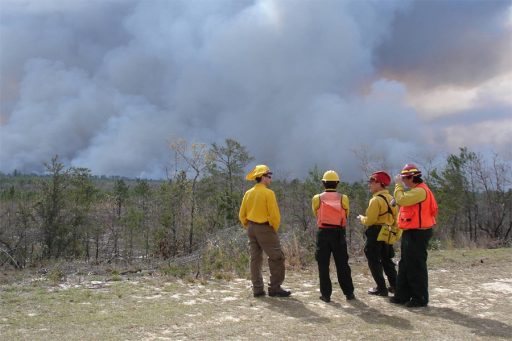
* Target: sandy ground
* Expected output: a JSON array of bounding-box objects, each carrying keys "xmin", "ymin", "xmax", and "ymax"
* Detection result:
[{"xmin": 1, "ymin": 249, "xmax": 511, "ymax": 340}]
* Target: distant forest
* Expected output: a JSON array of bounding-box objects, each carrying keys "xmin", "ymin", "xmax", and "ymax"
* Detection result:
[{"xmin": 1, "ymin": 139, "xmax": 511, "ymax": 270}]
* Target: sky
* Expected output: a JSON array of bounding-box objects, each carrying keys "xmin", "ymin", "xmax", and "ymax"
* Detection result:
[{"xmin": 0, "ymin": 0, "xmax": 511, "ymax": 181}]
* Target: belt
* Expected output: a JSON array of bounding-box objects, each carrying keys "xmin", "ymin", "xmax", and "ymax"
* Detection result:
[
  {"xmin": 318, "ymin": 224, "xmax": 344, "ymax": 229},
  {"xmin": 248, "ymin": 221, "xmax": 269, "ymax": 225}
]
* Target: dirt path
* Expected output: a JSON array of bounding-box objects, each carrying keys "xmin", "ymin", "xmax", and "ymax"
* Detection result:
[{"xmin": 1, "ymin": 249, "xmax": 511, "ymax": 340}]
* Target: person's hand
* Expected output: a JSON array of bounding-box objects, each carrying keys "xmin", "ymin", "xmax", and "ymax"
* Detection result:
[{"xmin": 395, "ymin": 174, "xmax": 403, "ymax": 185}]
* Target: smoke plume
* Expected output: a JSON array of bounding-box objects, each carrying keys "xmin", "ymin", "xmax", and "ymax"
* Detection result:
[{"xmin": 1, "ymin": 0, "xmax": 511, "ymax": 180}]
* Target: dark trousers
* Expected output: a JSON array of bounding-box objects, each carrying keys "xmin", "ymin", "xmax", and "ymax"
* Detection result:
[
  {"xmin": 364, "ymin": 226, "xmax": 397, "ymax": 290},
  {"xmin": 315, "ymin": 228, "xmax": 354, "ymax": 298},
  {"xmin": 396, "ymin": 228, "xmax": 433, "ymax": 304}
]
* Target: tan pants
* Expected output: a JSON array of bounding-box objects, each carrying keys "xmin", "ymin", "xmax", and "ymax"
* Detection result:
[{"xmin": 247, "ymin": 222, "xmax": 285, "ymax": 293}]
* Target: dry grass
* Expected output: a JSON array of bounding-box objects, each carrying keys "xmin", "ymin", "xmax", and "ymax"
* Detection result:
[{"xmin": 0, "ymin": 248, "xmax": 511, "ymax": 340}]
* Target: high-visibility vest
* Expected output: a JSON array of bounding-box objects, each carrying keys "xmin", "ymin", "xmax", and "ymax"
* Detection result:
[
  {"xmin": 317, "ymin": 192, "xmax": 347, "ymax": 228},
  {"xmin": 398, "ymin": 183, "xmax": 438, "ymax": 229}
]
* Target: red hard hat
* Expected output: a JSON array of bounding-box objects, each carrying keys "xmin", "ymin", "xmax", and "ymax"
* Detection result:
[
  {"xmin": 370, "ymin": 171, "xmax": 391, "ymax": 186},
  {"xmin": 400, "ymin": 163, "xmax": 422, "ymax": 177}
]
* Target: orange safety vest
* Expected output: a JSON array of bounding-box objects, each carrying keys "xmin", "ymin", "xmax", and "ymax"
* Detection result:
[
  {"xmin": 317, "ymin": 192, "xmax": 347, "ymax": 228},
  {"xmin": 398, "ymin": 183, "xmax": 438, "ymax": 229}
]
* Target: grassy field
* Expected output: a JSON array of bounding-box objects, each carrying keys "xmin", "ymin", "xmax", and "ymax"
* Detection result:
[{"xmin": 1, "ymin": 248, "xmax": 511, "ymax": 340}]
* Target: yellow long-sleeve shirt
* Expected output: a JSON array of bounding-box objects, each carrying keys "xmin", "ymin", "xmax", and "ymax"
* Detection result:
[
  {"xmin": 312, "ymin": 189, "xmax": 350, "ymax": 217},
  {"xmin": 394, "ymin": 183, "xmax": 427, "ymax": 206},
  {"xmin": 239, "ymin": 183, "xmax": 281, "ymax": 231},
  {"xmin": 359, "ymin": 190, "xmax": 397, "ymax": 227}
]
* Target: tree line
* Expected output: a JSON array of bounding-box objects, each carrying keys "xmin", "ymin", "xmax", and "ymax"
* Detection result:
[{"xmin": 0, "ymin": 140, "xmax": 510, "ymax": 269}]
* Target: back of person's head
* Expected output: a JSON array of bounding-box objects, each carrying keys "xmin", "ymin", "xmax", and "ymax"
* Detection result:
[
  {"xmin": 322, "ymin": 170, "xmax": 340, "ymax": 189},
  {"xmin": 322, "ymin": 180, "xmax": 338, "ymax": 189}
]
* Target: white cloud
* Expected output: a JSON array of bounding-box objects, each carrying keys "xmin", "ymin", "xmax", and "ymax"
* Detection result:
[
  {"xmin": 442, "ymin": 117, "xmax": 512, "ymax": 154},
  {"xmin": 407, "ymin": 72, "xmax": 512, "ymax": 120}
]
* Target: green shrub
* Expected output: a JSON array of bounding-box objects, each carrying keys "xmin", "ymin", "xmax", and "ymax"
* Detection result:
[
  {"xmin": 200, "ymin": 239, "xmax": 249, "ymax": 278},
  {"xmin": 160, "ymin": 264, "xmax": 189, "ymax": 278},
  {"xmin": 429, "ymin": 238, "xmax": 442, "ymax": 250},
  {"xmin": 111, "ymin": 274, "xmax": 122, "ymax": 281},
  {"xmin": 47, "ymin": 268, "xmax": 65, "ymax": 285}
]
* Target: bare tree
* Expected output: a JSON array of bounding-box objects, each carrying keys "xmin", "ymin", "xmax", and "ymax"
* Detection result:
[{"xmin": 170, "ymin": 138, "xmax": 208, "ymax": 253}]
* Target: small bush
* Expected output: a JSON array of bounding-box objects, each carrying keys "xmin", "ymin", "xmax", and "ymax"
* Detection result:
[
  {"xmin": 160, "ymin": 264, "xmax": 189, "ymax": 278},
  {"xmin": 200, "ymin": 239, "xmax": 249, "ymax": 278},
  {"xmin": 281, "ymin": 229, "xmax": 316, "ymax": 268},
  {"xmin": 47, "ymin": 268, "xmax": 65, "ymax": 285},
  {"xmin": 428, "ymin": 238, "xmax": 442, "ymax": 250},
  {"xmin": 110, "ymin": 274, "xmax": 122, "ymax": 281}
]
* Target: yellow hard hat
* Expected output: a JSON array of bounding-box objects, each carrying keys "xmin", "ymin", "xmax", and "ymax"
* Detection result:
[
  {"xmin": 322, "ymin": 170, "xmax": 340, "ymax": 182},
  {"xmin": 246, "ymin": 165, "xmax": 272, "ymax": 181}
]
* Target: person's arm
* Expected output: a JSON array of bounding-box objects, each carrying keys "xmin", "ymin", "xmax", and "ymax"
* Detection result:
[
  {"xmin": 359, "ymin": 197, "xmax": 380, "ymax": 226},
  {"xmin": 267, "ymin": 191, "xmax": 281, "ymax": 232},
  {"xmin": 391, "ymin": 200, "xmax": 399, "ymax": 227},
  {"xmin": 342, "ymin": 195, "xmax": 350, "ymax": 218},
  {"xmin": 239, "ymin": 193, "xmax": 249, "ymax": 228},
  {"xmin": 394, "ymin": 184, "xmax": 426, "ymax": 206},
  {"xmin": 311, "ymin": 194, "xmax": 320, "ymax": 217}
]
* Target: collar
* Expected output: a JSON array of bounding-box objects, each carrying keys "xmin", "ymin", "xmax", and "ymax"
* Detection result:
[{"xmin": 372, "ymin": 189, "xmax": 389, "ymax": 197}]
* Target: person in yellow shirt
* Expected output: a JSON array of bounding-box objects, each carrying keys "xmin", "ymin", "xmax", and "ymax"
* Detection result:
[
  {"xmin": 357, "ymin": 171, "xmax": 398, "ymax": 297},
  {"xmin": 312, "ymin": 170, "xmax": 355, "ymax": 302},
  {"xmin": 239, "ymin": 165, "xmax": 290, "ymax": 298},
  {"xmin": 390, "ymin": 163, "xmax": 438, "ymax": 308}
]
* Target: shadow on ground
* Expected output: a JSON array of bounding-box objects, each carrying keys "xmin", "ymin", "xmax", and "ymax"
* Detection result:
[
  {"xmin": 331, "ymin": 299, "xmax": 414, "ymax": 330},
  {"xmin": 412, "ymin": 306, "xmax": 512, "ymax": 338},
  {"xmin": 262, "ymin": 297, "xmax": 330, "ymax": 324}
]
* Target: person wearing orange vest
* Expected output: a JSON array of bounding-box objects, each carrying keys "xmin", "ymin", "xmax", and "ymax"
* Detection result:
[
  {"xmin": 311, "ymin": 170, "xmax": 355, "ymax": 303},
  {"xmin": 390, "ymin": 164, "xmax": 438, "ymax": 308},
  {"xmin": 239, "ymin": 165, "xmax": 291, "ymax": 298},
  {"xmin": 357, "ymin": 171, "xmax": 398, "ymax": 297}
]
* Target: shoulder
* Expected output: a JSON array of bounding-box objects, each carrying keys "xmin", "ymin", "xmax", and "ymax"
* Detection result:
[
  {"xmin": 411, "ymin": 185, "xmax": 428, "ymax": 195},
  {"xmin": 264, "ymin": 187, "xmax": 277, "ymax": 197},
  {"xmin": 419, "ymin": 183, "xmax": 434, "ymax": 192},
  {"xmin": 378, "ymin": 192, "xmax": 393, "ymax": 201},
  {"xmin": 369, "ymin": 195, "xmax": 381, "ymax": 204}
]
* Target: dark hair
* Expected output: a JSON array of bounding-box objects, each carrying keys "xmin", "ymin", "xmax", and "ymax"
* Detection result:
[
  {"xmin": 322, "ymin": 180, "xmax": 339, "ymax": 189},
  {"xmin": 255, "ymin": 177, "xmax": 262, "ymax": 183},
  {"xmin": 412, "ymin": 175, "xmax": 423, "ymax": 184}
]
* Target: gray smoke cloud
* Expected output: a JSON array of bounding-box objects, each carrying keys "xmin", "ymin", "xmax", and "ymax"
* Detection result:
[
  {"xmin": 1, "ymin": 0, "xmax": 511, "ymax": 180},
  {"xmin": 376, "ymin": 0, "xmax": 512, "ymax": 89}
]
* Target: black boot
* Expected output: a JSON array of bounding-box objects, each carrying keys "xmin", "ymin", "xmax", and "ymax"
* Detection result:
[
  {"xmin": 319, "ymin": 295, "xmax": 330, "ymax": 303},
  {"xmin": 269, "ymin": 287, "xmax": 291, "ymax": 297},
  {"xmin": 389, "ymin": 296, "xmax": 409, "ymax": 305},
  {"xmin": 368, "ymin": 287, "xmax": 388, "ymax": 296}
]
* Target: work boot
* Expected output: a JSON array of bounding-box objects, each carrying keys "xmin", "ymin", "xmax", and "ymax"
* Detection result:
[
  {"xmin": 405, "ymin": 299, "xmax": 427, "ymax": 308},
  {"xmin": 319, "ymin": 296, "xmax": 330, "ymax": 303},
  {"xmin": 346, "ymin": 293, "xmax": 356, "ymax": 301},
  {"xmin": 389, "ymin": 296, "xmax": 409, "ymax": 305},
  {"xmin": 367, "ymin": 287, "xmax": 388, "ymax": 296},
  {"xmin": 253, "ymin": 291, "xmax": 266, "ymax": 298},
  {"xmin": 268, "ymin": 287, "xmax": 291, "ymax": 297}
]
